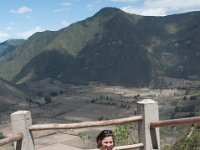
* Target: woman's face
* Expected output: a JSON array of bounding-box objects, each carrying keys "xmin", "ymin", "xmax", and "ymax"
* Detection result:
[{"xmin": 101, "ymin": 136, "xmax": 114, "ymax": 150}]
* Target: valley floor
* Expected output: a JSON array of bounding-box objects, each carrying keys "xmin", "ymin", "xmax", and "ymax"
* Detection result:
[{"xmin": 1, "ymin": 77, "xmax": 200, "ymax": 149}]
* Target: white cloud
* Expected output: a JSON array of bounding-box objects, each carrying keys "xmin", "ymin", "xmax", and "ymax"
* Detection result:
[
  {"xmin": 54, "ymin": 8, "xmax": 67, "ymax": 12},
  {"xmin": 122, "ymin": 0, "xmax": 200, "ymax": 16},
  {"xmin": 10, "ymin": 6, "xmax": 32, "ymax": 14},
  {"xmin": 111, "ymin": 0, "xmax": 137, "ymax": 2},
  {"xmin": 86, "ymin": 4, "xmax": 94, "ymax": 11},
  {"xmin": 54, "ymin": 2, "xmax": 71, "ymax": 12},
  {"xmin": 0, "ymin": 32, "xmax": 10, "ymax": 42},
  {"xmin": 60, "ymin": 2, "xmax": 71, "ymax": 6},
  {"xmin": 5, "ymin": 26, "xmax": 13, "ymax": 31},
  {"xmin": 61, "ymin": 20, "xmax": 71, "ymax": 27},
  {"xmin": 17, "ymin": 26, "xmax": 44, "ymax": 39},
  {"xmin": 86, "ymin": 0, "xmax": 104, "ymax": 11},
  {"xmin": 122, "ymin": 5, "xmax": 167, "ymax": 16},
  {"xmin": 144, "ymin": 0, "xmax": 200, "ymax": 10}
]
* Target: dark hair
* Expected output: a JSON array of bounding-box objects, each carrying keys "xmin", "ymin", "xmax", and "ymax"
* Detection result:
[{"xmin": 96, "ymin": 130, "xmax": 115, "ymax": 148}]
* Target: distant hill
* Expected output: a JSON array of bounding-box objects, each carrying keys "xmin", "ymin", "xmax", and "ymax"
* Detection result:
[
  {"xmin": 0, "ymin": 7, "xmax": 200, "ymax": 87},
  {"xmin": 0, "ymin": 78, "xmax": 27, "ymax": 112},
  {"xmin": 0, "ymin": 39, "xmax": 25, "ymax": 57}
]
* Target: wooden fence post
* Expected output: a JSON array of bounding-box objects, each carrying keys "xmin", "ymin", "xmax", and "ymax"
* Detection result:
[
  {"xmin": 137, "ymin": 99, "xmax": 160, "ymax": 150},
  {"xmin": 11, "ymin": 111, "xmax": 35, "ymax": 150}
]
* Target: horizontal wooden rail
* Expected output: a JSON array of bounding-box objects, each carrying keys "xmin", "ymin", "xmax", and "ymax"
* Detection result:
[
  {"xmin": 29, "ymin": 115, "xmax": 143, "ymax": 131},
  {"xmin": 115, "ymin": 143, "xmax": 144, "ymax": 150},
  {"xmin": 0, "ymin": 133, "xmax": 23, "ymax": 147},
  {"xmin": 90, "ymin": 143, "xmax": 144, "ymax": 150},
  {"xmin": 151, "ymin": 116, "xmax": 200, "ymax": 128}
]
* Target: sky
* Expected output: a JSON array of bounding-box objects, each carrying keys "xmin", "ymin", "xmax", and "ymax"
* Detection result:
[{"xmin": 1, "ymin": 0, "xmax": 200, "ymax": 42}]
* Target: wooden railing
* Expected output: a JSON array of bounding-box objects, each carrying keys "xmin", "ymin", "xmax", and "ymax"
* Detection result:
[
  {"xmin": 90, "ymin": 143, "xmax": 144, "ymax": 150},
  {"xmin": 29, "ymin": 115, "xmax": 143, "ymax": 131},
  {"xmin": 149, "ymin": 116, "xmax": 200, "ymax": 149},
  {"xmin": 1, "ymin": 99, "xmax": 200, "ymax": 150},
  {"xmin": 0, "ymin": 133, "xmax": 23, "ymax": 149},
  {"xmin": 150, "ymin": 116, "xmax": 200, "ymax": 128},
  {"xmin": 29, "ymin": 115, "xmax": 144, "ymax": 150}
]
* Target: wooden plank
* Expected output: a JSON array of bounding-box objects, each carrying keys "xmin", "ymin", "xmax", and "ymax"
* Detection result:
[
  {"xmin": 151, "ymin": 116, "xmax": 200, "ymax": 128},
  {"xmin": 89, "ymin": 143, "xmax": 144, "ymax": 150},
  {"xmin": 114, "ymin": 143, "xmax": 144, "ymax": 150},
  {"xmin": 38, "ymin": 143, "xmax": 83, "ymax": 150},
  {"xmin": 29, "ymin": 115, "xmax": 143, "ymax": 131},
  {"xmin": 0, "ymin": 133, "xmax": 23, "ymax": 147}
]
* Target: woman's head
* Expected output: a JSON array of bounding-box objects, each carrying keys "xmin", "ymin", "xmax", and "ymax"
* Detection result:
[{"xmin": 96, "ymin": 130, "xmax": 115, "ymax": 150}]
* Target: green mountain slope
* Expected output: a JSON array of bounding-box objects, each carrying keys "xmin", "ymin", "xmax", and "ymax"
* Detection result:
[
  {"xmin": 0, "ymin": 31, "xmax": 59, "ymax": 80},
  {"xmin": 0, "ymin": 7, "xmax": 200, "ymax": 87},
  {"xmin": 61, "ymin": 10, "xmax": 151, "ymax": 86}
]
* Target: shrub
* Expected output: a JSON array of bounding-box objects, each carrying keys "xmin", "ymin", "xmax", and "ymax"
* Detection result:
[
  {"xmin": 171, "ymin": 126, "xmax": 200, "ymax": 150},
  {"xmin": 0, "ymin": 132, "xmax": 5, "ymax": 139},
  {"xmin": 114, "ymin": 125, "xmax": 137, "ymax": 146}
]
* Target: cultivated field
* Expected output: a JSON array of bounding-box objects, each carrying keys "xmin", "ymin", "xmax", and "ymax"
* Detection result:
[{"xmin": 1, "ymin": 77, "xmax": 200, "ymax": 149}]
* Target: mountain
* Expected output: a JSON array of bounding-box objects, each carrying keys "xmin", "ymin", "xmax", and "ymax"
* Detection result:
[
  {"xmin": 0, "ymin": 7, "xmax": 200, "ymax": 87},
  {"xmin": 0, "ymin": 78, "xmax": 27, "ymax": 112},
  {"xmin": 0, "ymin": 39, "xmax": 25, "ymax": 57}
]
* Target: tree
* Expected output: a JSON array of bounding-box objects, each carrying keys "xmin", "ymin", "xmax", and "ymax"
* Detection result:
[{"xmin": 44, "ymin": 96, "xmax": 52, "ymax": 104}]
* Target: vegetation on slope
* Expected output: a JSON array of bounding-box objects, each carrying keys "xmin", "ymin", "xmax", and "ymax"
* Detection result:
[{"xmin": 0, "ymin": 8, "xmax": 200, "ymax": 87}]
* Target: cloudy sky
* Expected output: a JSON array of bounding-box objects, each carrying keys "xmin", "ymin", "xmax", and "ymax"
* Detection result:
[{"xmin": 1, "ymin": 0, "xmax": 200, "ymax": 42}]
